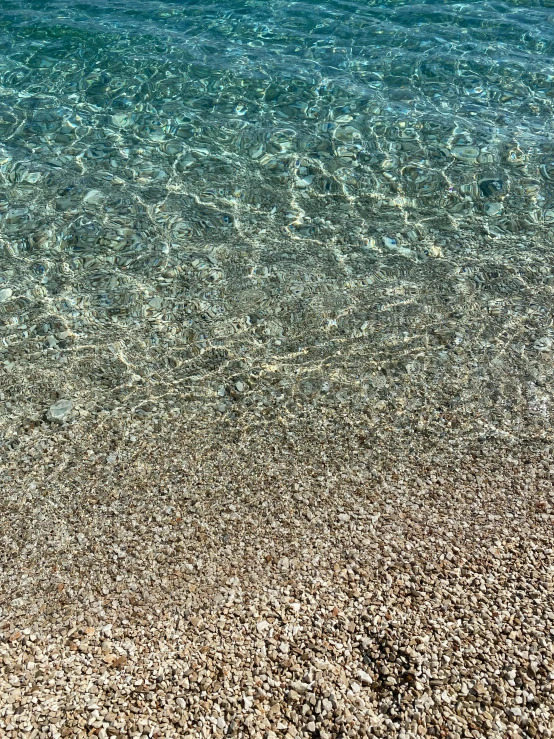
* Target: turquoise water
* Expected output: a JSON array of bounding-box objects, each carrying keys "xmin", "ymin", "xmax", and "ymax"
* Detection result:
[{"xmin": 1, "ymin": 0, "xmax": 554, "ymax": 430}]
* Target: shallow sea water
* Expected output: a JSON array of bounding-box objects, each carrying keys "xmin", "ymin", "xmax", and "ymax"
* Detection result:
[{"xmin": 1, "ymin": 0, "xmax": 554, "ymax": 435}]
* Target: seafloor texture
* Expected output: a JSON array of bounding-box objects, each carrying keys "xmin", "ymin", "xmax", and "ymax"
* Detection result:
[
  {"xmin": 0, "ymin": 408, "xmax": 553, "ymax": 739},
  {"xmin": 1, "ymin": 0, "xmax": 554, "ymax": 738},
  {"xmin": 1, "ymin": 0, "xmax": 554, "ymax": 434}
]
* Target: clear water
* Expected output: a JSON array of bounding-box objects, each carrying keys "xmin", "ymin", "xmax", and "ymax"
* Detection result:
[{"xmin": 1, "ymin": 0, "xmax": 554, "ymax": 431}]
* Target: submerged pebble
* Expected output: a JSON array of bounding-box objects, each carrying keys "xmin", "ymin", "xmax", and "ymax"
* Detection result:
[
  {"xmin": 451, "ymin": 146, "xmax": 480, "ymax": 163},
  {"xmin": 479, "ymin": 179, "xmax": 503, "ymax": 197},
  {"xmin": 484, "ymin": 202, "xmax": 503, "ymax": 217},
  {"xmin": 47, "ymin": 398, "xmax": 73, "ymax": 423}
]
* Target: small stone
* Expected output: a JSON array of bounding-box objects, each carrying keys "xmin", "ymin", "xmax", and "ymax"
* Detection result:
[
  {"xmin": 0, "ymin": 288, "xmax": 12, "ymax": 302},
  {"xmin": 235, "ymin": 381, "xmax": 246, "ymax": 392},
  {"xmin": 296, "ymin": 175, "xmax": 313, "ymax": 188},
  {"xmin": 533, "ymin": 337, "xmax": 552, "ymax": 352},
  {"xmin": 452, "ymin": 145, "xmax": 480, "ymax": 162},
  {"xmin": 479, "ymin": 178, "xmax": 503, "ymax": 197},
  {"xmin": 148, "ymin": 296, "xmax": 162, "ymax": 310},
  {"xmin": 306, "ymin": 722, "xmax": 316, "ymax": 733},
  {"xmin": 47, "ymin": 398, "xmax": 73, "ymax": 423},
  {"xmin": 484, "ymin": 201, "xmax": 503, "ymax": 217},
  {"xmin": 83, "ymin": 189, "xmax": 104, "ymax": 205}
]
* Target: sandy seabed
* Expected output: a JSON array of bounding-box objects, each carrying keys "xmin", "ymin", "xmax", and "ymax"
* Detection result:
[{"xmin": 0, "ymin": 398, "xmax": 553, "ymax": 739}]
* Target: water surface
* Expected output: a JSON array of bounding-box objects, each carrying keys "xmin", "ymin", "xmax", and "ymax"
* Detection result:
[{"xmin": 1, "ymin": 0, "xmax": 553, "ymax": 434}]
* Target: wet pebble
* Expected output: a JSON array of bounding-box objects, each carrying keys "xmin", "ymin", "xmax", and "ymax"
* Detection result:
[
  {"xmin": 479, "ymin": 178, "xmax": 503, "ymax": 197},
  {"xmin": 484, "ymin": 202, "xmax": 503, "ymax": 217},
  {"xmin": 46, "ymin": 398, "xmax": 73, "ymax": 422}
]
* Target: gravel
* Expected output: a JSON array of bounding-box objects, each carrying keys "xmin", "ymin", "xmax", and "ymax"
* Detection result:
[{"xmin": 0, "ymin": 400, "xmax": 553, "ymax": 739}]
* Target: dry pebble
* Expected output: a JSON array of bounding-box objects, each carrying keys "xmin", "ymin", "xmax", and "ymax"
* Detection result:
[{"xmin": 0, "ymin": 402, "xmax": 554, "ymax": 739}]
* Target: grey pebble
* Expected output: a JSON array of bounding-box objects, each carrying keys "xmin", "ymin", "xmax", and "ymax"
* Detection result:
[{"xmin": 47, "ymin": 398, "xmax": 73, "ymax": 422}]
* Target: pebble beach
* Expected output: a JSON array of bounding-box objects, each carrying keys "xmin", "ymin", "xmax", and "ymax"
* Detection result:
[
  {"xmin": 2, "ymin": 0, "xmax": 554, "ymax": 736},
  {"xmin": 1, "ymin": 399, "xmax": 553, "ymax": 739}
]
